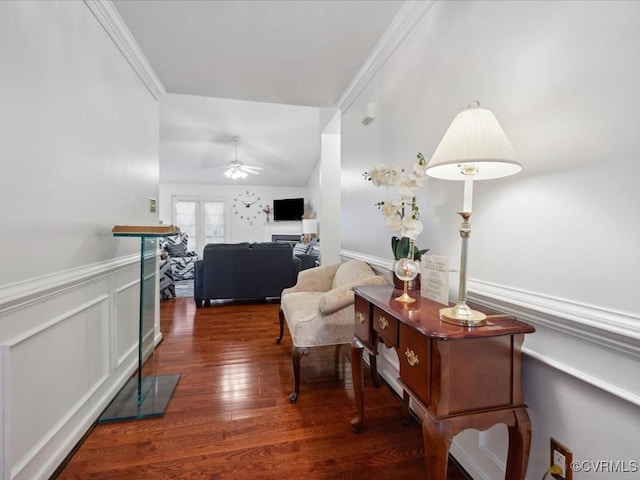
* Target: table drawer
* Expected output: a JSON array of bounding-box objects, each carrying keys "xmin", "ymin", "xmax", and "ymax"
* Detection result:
[
  {"xmin": 399, "ymin": 322, "xmax": 431, "ymax": 406},
  {"xmin": 353, "ymin": 295, "xmax": 372, "ymax": 346},
  {"xmin": 373, "ymin": 306, "xmax": 398, "ymax": 347}
]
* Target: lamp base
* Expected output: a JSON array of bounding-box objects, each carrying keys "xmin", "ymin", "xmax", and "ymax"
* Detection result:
[
  {"xmin": 439, "ymin": 302, "xmax": 487, "ymax": 327},
  {"xmin": 395, "ymin": 292, "xmax": 416, "ymax": 303}
]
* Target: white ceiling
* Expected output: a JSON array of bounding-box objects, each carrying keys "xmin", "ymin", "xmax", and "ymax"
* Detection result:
[
  {"xmin": 159, "ymin": 94, "xmax": 321, "ymax": 186},
  {"xmin": 112, "ymin": 0, "xmax": 404, "ymax": 187}
]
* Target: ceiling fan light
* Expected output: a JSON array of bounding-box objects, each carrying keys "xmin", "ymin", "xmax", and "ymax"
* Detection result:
[
  {"xmin": 219, "ymin": 137, "xmax": 259, "ymax": 181},
  {"xmin": 225, "ymin": 166, "xmax": 248, "ymax": 180}
]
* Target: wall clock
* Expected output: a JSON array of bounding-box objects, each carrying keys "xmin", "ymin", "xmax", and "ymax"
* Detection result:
[{"xmin": 232, "ymin": 190, "xmax": 263, "ymax": 226}]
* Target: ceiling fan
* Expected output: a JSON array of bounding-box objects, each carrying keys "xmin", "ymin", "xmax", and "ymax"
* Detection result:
[{"xmin": 209, "ymin": 136, "xmax": 262, "ymax": 180}]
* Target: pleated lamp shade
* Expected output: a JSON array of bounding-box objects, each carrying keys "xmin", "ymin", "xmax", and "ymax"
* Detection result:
[{"xmin": 426, "ymin": 102, "xmax": 521, "ymax": 181}]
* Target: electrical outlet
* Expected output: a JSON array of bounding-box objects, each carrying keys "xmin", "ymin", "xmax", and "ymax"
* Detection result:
[{"xmin": 550, "ymin": 438, "xmax": 572, "ymax": 480}]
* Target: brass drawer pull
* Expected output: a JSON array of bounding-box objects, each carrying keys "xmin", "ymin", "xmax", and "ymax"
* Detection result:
[
  {"xmin": 405, "ymin": 348, "xmax": 419, "ymax": 367},
  {"xmin": 378, "ymin": 315, "xmax": 389, "ymax": 330},
  {"xmin": 356, "ymin": 312, "xmax": 365, "ymax": 324}
]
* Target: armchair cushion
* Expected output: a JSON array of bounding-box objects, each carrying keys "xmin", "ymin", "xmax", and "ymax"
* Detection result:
[
  {"xmin": 165, "ymin": 243, "xmax": 188, "ymax": 257},
  {"xmin": 331, "ymin": 258, "xmax": 379, "ymax": 289},
  {"xmin": 281, "ymin": 263, "xmax": 340, "ymax": 297},
  {"xmin": 319, "ymin": 275, "xmax": 388, "ymax": 315}
]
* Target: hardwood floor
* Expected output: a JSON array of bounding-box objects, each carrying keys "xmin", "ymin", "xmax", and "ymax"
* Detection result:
[{"xmin": 55, "ymin": 298, "xmax": 470, "ymax": 479}]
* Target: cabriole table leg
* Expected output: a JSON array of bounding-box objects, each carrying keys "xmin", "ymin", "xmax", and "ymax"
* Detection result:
[{"xmin": 350, "ymin": 336, "xmax": 365, "ymax": 432}]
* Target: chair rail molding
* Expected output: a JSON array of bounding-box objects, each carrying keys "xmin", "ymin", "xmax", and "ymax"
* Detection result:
[
  {"xmin": 468, "ymin": 278, "xmax": 640, "ymax": 357},
  {"xmin": 468, "ymin": 279, "xmax": 640, "ymax": 407},
  {"xmin": 336, "ymin": 0, "xmax": 435, "ymax": 113},
  {"xmin": 83, "ymin": 0, "xmax": 166, "ymax": 100},
  {"xmin": 340, "ymin": 249, "xmax": 393, "ymax": 277},
  {"xmin": 0, "ymin": 254, "xmax": 139, "ymax": 316}
]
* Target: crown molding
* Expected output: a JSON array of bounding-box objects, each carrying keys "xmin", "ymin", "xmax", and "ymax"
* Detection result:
[
  {"xmin": 84, "ymin": 0, "xmax": 166, "ymax": 100},
  {"xmin": 336, "ymin": 0, "xmax": 435, "ymax": 113}
]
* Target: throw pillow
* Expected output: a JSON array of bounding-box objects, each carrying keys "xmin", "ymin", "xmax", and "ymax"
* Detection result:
[
  {"xmin": 166, "ymin": 243, "xmax": 188, "ymax": 257},
  {"xmin": 293, "ymin": 243, "xmax": 310, "ymax": 255}
]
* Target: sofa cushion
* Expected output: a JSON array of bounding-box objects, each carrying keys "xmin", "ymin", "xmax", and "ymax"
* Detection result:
[
  {"xmin": 250, "ymin": 242, "xmax": 292, "ymax": 249},
  {"xmin": 331, "ymin": 259, "xmax": 378, "ymax": 290},
  {"xmin": 204, "ymin": 242, "xmax": 250, "ymax": 252},
  {"xmin": 292, "ymin": 242, "xmax": 310, "ymax": 255}
]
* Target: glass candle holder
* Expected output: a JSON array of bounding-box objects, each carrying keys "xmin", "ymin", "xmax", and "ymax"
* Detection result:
[{"xmin": 393, "ymin": 258, "xmax": 419, "ymax": 303}]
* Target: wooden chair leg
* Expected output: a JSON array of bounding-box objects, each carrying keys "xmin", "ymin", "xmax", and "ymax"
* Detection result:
[
  {"xmin": 289, "ymin": 346, "xmax": 309, "ymax": 403},
  {"xmin": 276, "ymin": 309, "xmax": 285, "ymax": 344}
]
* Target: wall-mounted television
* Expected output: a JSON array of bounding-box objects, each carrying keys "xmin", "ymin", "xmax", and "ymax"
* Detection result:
[{"xmin": 273, "ymin": 197, "xmax": 304, "ymax": 221}]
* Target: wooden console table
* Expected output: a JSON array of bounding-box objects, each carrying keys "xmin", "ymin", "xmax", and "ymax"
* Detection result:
[{"xmin": 351, "ymin": 285, "xmax": 535, "ymax": 480}]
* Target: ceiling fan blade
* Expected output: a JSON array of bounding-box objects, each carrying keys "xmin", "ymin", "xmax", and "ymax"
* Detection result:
[{"xmin": 241, "ymin": 165, "xmax": 263, "ymax": 172}]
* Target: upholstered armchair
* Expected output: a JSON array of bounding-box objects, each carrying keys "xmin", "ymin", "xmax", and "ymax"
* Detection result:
[
  {"xmin": 159, "ymin": 233, "xmax": 199, "ymax": 281},
  {"xmin": 278, "ymin": 259, "xmax": 389, "ymax": 403}
]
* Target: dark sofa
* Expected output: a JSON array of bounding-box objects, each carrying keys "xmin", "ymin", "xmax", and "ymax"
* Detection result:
[{"xmin": 194, "ymin": 242, "xmax": 301, "ymax": 307}]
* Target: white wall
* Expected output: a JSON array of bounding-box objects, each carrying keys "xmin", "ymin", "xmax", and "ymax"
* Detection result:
[
  {"xmin": 306, "ymin": 160, "xmax": 321, "ymax": 221},
  {"xmin": 319, "ymin": 112, "xmax": 342, "ymax": 265},
  {"xmin": 0, "ymin": 2, "xmax": 161, "ymax": 479},
  {"xmin": 340, "ymin": 1, "xmax": 640, "ymax": 479},
  {"xmin": 159, "ymin": 183, "xmax": 309, "ymax": 245}
]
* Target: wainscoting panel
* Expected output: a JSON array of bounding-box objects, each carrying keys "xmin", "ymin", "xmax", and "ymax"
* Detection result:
[
  {"xmin": 114, "ymin": 279, "xmax": 140, "ymax": 369},
  {"xmin": 4, "ymin": 295, "xmax": 109, "ymax": 478},
  {"xmin": 0, "ymin": 254, "xmax": 157, "ymax": 480}
]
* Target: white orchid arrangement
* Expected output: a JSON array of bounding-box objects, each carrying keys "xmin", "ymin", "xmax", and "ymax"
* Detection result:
[{"xmin": 364, "ymin": 153, "xmax": 430, "ymax": 261}]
